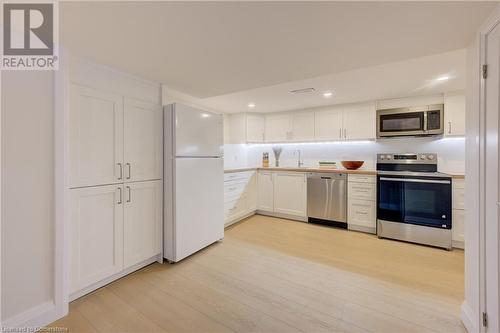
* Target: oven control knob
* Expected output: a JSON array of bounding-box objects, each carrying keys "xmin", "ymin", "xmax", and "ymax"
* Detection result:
[
  {"xmin": 420, "ymin": 155, "xmax": 426, "ymax": 160},
  {"xmin": 385, "ymin": 155, "xmax": 391, "ymax": 160},
  {"xmin": 428, "ymin": 155, "xmax": 435, "ymax": 160},
  {"xmin": 380, "ymin": 155, "xmax": 385, "ymax": 160}
]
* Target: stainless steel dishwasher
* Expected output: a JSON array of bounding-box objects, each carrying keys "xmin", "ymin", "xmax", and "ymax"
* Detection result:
[{"xmin": 307, "ymin": 173, "xmax": 347, "ymax": 227}]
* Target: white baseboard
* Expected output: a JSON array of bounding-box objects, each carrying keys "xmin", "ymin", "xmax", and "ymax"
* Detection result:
[
  {"xmin": 453, "ymin": 240, "xmax": 465, "ymax": 249},
  {"xmin": 1, "ymin": 300, "xmax": 64, "ymax": 330},
  {"xmin": 224, "ymin": 211, "xmax": 256, "ymax": 228},
  {"xmin": 256, "ymin": 210, "xmax": 308, "ymax": 222},
  {"xmin": 70, "ymin": 254, "xmax": 161, "ymax": 301},
  {"xmin": 461, "ymin": 301, "xmax": 477, "ymax": 333},
  {"xmin": 348, "ymin": 224, "xmax": 376, "ymax": 234}
]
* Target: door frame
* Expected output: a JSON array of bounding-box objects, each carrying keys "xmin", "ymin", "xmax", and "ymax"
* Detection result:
[{"xmin": 465, "ymin": 4, "xmax": 500, "ymax": 333}]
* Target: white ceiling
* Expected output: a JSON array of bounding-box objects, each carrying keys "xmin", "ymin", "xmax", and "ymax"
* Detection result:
[
  {"xmin": 60, "ymin": 1, "xmax": 495, "ymax": 99},
  {"xmin": 201, "ymin": 49, "xmax": 467, "ymax": 113}
]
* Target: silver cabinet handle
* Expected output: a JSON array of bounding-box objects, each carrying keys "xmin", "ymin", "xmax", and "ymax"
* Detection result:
[
  {"xmin": 344, "ymin": 128, "xmax": 347, "ymax": 139},
  {"xmin": 448, "ymin": 121, "xmax": 452, "ymax": 134},
  {"xmin": 117, "ymin": 163, "xmax": 123, "ymax": 180},
  {"xmin": 126, "ymin": 186, "xmax": 131, "ymax": 203},
  {"xmin": 126, "ymin": 163, "xmax": 131, "ymax": 179},
  {"xmin": 117, "ymin": 187, "xmax": 122, "ymax": 204},
  {"xmin": 339, "ymin": 128, "xmax": 342, "ymax": 139}
]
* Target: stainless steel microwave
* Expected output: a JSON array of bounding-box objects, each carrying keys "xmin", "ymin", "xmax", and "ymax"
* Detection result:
[{"xmin": 376, "ymin": 104, "xmax": 444, "ymax": 138}]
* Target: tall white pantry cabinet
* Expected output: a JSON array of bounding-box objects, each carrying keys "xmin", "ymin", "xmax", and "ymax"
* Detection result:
[{"xmin": 68, "ymin": 58, "xmax": 163, "ymax": 300}]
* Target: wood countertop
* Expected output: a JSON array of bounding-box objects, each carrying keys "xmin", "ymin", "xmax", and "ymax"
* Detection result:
[{"xmin": 224, "ymin": 167, "xmax": 465, "ymax": 179}]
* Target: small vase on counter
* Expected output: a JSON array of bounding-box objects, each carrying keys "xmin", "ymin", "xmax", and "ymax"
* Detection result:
[{"xmin": 262, "ymin": 152, "xmax": 269, "ymax": 167}]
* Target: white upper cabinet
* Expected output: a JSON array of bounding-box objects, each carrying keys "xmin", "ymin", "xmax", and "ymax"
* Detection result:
[
  {"xmin": 314, "ymin": 107, "xmax": 343, "ymax": 141},
  {"xmin": 342, "ymin": 103, "xmax": 376, "ymax": 140},
  {"xmin": 69, "ymin": 84, "xmax": 124, "ymax": 188},
  {"xmin": 123, "ymin": 180, "xmax": 162, "ymax": 268},
  {"xmin": 444, "ymin": 93, "xmax": 466, "ymax": 136},
  {"xmin": 289, "ymin": 112, "xmax": 315, "ymax": 142},
  {"xmin": 246, "ymin": 113, "xmax": 266, "ymax": 143},
  {"xmin": 124, "ymin": 98, "xmax": 163, "ymax": 182},
  {"xmin": 265, "ymin": 113, "xmax": 291, "ymax": 142}
]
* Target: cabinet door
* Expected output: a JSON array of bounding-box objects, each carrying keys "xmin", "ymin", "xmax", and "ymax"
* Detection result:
[
  {"xmin": 257, "ymin": 171, "xmax": 274, "ymax": 211},
  {"xmin": 124, "ymin": 98, "xmax": 163, "ymax": 182},
  {"xmin": 342, "ymin": 103, "xmax": 376, "ymax": 140},
  {"xmin": 314, "ymin": 107, "xmax": 343, "ymax": 141},
  {"xmin": 452, "ymin": 209, "xmax": 465, "ymax": 246},
  {"xmin": 246, "ymin": 113, "xmax": 265, "ymax": 143},
  {"xmin": 265, "ymin": 114, "xmax": 291, "ymax": 142},
  {"xmin": 69, "ymin": 185, "xmax": 124, "ymax": 294},
  {"xmin": 124, "ymin": 180, "xmax": 162, "ymax": 268},
  {"xmin": 290, "ymin": 112, "xmax": 315, "ymax": 141},
  {"xmin": 274, "ymin": 172, "xmax": 307, "ymax": 217},
  {"xmin": 69, "ymin": 85, "xmax": 124, "ymax": 188},
  {"xmin": 246, "ymin": 171, "xmax": 258, "ymax": 212},
  {"xmin": 444, "ymin": 93, "xmax": 466, "ymax": 136}
]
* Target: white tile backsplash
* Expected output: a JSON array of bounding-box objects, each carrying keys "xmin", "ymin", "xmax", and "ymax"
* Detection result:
[{"xmin": 224, "ymin": 137, "xmax": 465, "ymax": 174}]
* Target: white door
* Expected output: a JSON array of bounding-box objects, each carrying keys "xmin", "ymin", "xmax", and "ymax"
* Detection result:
[
  {"xmin": 342, "ymin": 103, "xmax": 376, "ymax": 140},
  {"xmin": 444, "ymin": 93, "xmax": 466, "ymax": 136},
  {"xmin": 265, "ymin": 113, "xmax": 291, "ymax": 142},
  {"xmin": 69, "ymin": 84, "xmax": 124, "ymax": 188},
  {"xmin": 69, "ymin": 185, "xmax": 124, "ymax": 294},
  {"xmin": 124, "ymin": 98, "xmax": 163, "ymax": 182},
  {"xmin": 173, "ymin": 157, "xmax": 224, "ymax": 261},
  {"xmin": 314, "ymin": 107, "xmax": 343, "ymax": 141},
  {"xmin": 484, "ymin": 23, "xmax": 500, "ymax": 333},
  {"xmin": 246, "ymin": 113, "xmax": 265, "ymax": 142},
  {"xmin": 123, "ymin": 180, "xmax": 162, "ymax": 268},
  {"xmin": 290, "ymin": 112, "xmax": 315, "ymax": 142},
  {"xmin": 172, "ymin": 103, "xmax": 223, "ymax": 157},
  {"xmin": 257, "ymin": 171, "xmax": 274, "ymax": 211},
  {"xmin": 274, "ymin": 172, "xmax": 307, "ymax": 217}
]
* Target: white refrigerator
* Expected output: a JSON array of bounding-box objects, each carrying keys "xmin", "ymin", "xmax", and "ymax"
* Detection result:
[{"xmin": 163, "ymin": 103, "xmax": 224, "ymax": 262}]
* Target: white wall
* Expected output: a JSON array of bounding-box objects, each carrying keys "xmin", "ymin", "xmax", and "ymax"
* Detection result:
[
  {"xmin": 225, "ymin": 136, "xmax": 465, "ymax": 174},
  {"xmin": 1, "ymin": 71, "xmax": 55, "ymax": 321}
]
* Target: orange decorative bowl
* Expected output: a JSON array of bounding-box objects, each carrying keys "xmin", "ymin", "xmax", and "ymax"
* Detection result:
[{"xmin": 341, "ymin": 161, "xmax": 364, "ymax": 170}]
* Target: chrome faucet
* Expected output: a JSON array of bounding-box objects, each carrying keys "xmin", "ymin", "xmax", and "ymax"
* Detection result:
[{"xmin": 294, "ymin": 150, "xmax": 304, "ymax": 167}]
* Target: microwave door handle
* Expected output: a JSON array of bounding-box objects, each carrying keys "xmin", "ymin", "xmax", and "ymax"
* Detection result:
[{"xmin": 423, "ymin": 112, "xmax": 428, "ymax": 132}]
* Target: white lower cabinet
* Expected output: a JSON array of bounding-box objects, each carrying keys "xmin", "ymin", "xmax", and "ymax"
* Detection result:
[
  {"xmin": 256, "ymin": 170, "xmax": 307, "ymax": 220},
  {"xmin": 124, "ymin": 180, "xmax": 162, "ymax": 268},
  {"xmin": 347, "ymin": 174, "xmax": 376, "ymax": 234},
  {"xmin": 69, "ymin": 184, "xmax": 124, "ymax": 295},
  {"xmin": 452, "ymin": 179, "xmax": 465, "ymax": 249},
  {"xmin": 273, "ymin": 172, "xmax": 307, "ymax": 217},
  {"xmin": 257, "ymin": 171, "xmax": 274, "ymax": 212},
  {"xmin": 69, "ymin": 180, "xmax": 162, "ymax": 298},
  {"xmin": 224, "ymin": 171, "xmax": 257, "ymax": 226}
]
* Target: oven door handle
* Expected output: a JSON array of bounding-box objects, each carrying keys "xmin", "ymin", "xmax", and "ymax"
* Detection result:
[{"xmin": 379, "ymin": 177, "xmax": 451, "ymax": 184}]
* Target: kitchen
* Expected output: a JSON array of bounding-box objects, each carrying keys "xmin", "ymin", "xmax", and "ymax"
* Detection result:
[{"xmin": 1, "ymin": 2, "xmax": 499, "ymax": 333}]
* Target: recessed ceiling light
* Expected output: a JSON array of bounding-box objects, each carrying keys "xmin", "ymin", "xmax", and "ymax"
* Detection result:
[
  {"xmin": 248, "ymin": 103, "xmax": 256, "ymax": 108},
  {"xmin": 323, "ymin": 91, "xmax": 333, "ymax": 98},
  {"xmin": 436, "ymin": 75, "xmax": 450, "ymax": 81}
]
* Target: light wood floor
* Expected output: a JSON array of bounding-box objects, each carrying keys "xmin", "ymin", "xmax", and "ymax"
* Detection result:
[{"xmin": 51, "ymin": 215, "xmax": 465, "ymax": 332}]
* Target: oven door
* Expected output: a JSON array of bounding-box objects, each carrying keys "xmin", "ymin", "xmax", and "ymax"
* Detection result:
[{"xmin": 377, "ymin": 176, "xmax": 452, "ymax": 229}]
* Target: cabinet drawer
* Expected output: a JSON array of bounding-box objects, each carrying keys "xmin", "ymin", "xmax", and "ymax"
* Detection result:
[
  {"xmin": 224, "ymin": 171, "xmax": 253, "ymax": 182},
  {"xmin": 348, "ymin": 199, "xmax": 376, "ymax": 228},
  {"xmin": 348, "ymin": 182, "xmax": 376, "ymax": 200},
  {"xmin": 224, "ymin": 181, "xmax": 247, "ymax": 202},
  {"xmin": 453, "ymin": 187, "xmax": 465, "ymax": 210},
  {"xmin": 224, "ymin": 197, "xmax": 246, "ymax": 222},
  {"xmin": 348, "ymin": 174, "xmax": 376, "ymax": 184}
]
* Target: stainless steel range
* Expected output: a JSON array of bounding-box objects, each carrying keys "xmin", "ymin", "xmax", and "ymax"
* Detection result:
[{"xmin": 376, "ymin": 153, "xmax": 452, "ymax": 250}]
